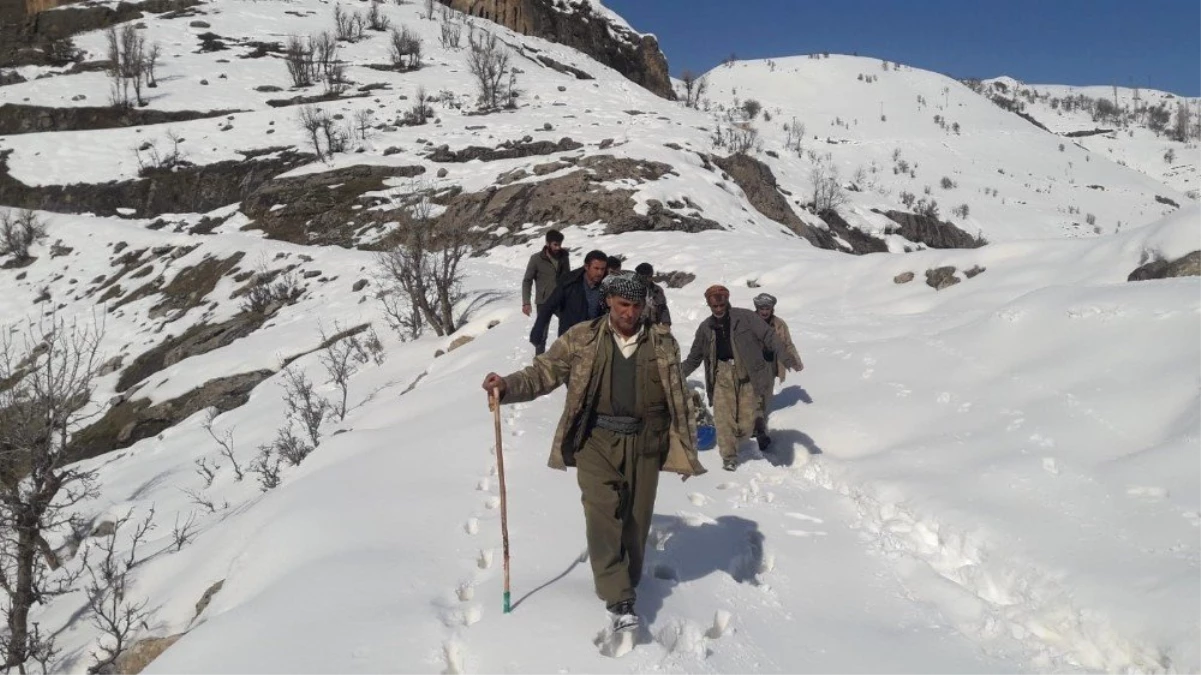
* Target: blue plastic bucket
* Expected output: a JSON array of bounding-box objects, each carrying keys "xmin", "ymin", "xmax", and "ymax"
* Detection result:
[{"xmin": 697, "ymin": 424, "xmax": 717, "ymax": 451}]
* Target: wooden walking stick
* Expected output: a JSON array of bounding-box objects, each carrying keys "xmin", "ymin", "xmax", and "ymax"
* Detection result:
[{"xmin": 489, "ymin": 388, "xmax": 512, "ymax": 613}]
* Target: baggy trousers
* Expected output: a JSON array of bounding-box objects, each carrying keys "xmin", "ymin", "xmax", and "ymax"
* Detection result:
[
  {"xmin": 714, "ymin": 360, "xmax": 759, "ymax": 460},
  {"xmin": 576, "ymin": 424, "xmax": 665, "ymax": 607}
]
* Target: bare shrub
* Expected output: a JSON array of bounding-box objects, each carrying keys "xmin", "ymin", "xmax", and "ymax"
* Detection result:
[
  {"xmin": 680, "ymin": 70, "xmax": 706, "ymax": 109},
  {"xmin": 366, "ymin": 0, "xmax": 391, "ymax": 31},
  {"xmin": 281, "ymin": 367, "xmax": 328, "ymax": 447},
  {"xmin": 899, "ymin": 191, "xmax": 916, "ymax": 207},
  {"xmin": 0, "ymin": 210, "xmax": 48, "ymax": 260},
  {"xmin": 811, "ymin": 163, "xmax": 847, "ymax": 214},
  {"xmin": 202, "ymin": 408, "xmax": 243, "ymax": 481},
  {"xmin": 388, "ymin": 26, "xmax": 422, "ymax": 71},
  {"xmin": 940, "ymin": 176, "xmax": 956, "ymax": 189},
  {"xmin": 134, "ymin": 129, "xmax": 190, "ymax": 176},
  {"xmin": 0, "ymin": 313, "xmax": 104, "ymax": 672},
  {"xmin": 334, "ymin": 4, "xmax": 365, "ymax": 42},
  {"xmin": 241, "ymin": 266, "xmax": 304, "ymax": 315},
  {"xmin": 376, "ymin": 187, "xmax": 469, "ymax": 337},
  {"xmin": 401, "ymin": 85, "xmax": 431, "ymax": 125},
  {"xmin": 741, "ymin": 98, "xmax": 761, "ymax": 120},
  {"xmin": 318, "ymin": 322, "xmax": 369, "ymax": 421},
  {"xmin": 952, "ymin": 203, "xmax": 970, "ymax": 219},
  {"xmin": 267, "ymin": 425, "xmax": 313, "ymax": 467},
  {"xmin": 354, "ymin": 108, "xmax": 373, "ymax": 141},
  {"xmin": 250, "ymin": 446, "xmax": 282, "ymax": 491},
  {"xmin": 194, "ymin": 457, "xmax": 217, "ymax": 488},
  {"xmin": 298, "ymin": 105, "xmax": 327, "ymax": 161},
  {"xmin": 424, "ymin": 0, "xmax": 436, "ymax": 20},
  {"xmin": 170, "ymin": 512, "xmax": 198, "ymax": 552},
  {"xmin": 440, "ymin": 18, "xmax": 462, "ymax": 49},
  {"xmin": 467, "ymin": 31, "xmax": 509, "ymax": 110},
  {"xmin": 83, "ymin": 509, "xmax": 154, "ymax": 674}
]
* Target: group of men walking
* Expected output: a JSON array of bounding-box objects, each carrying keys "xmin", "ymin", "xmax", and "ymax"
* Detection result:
[{"xmin": 483, "ymin": 227, "xmax": 803, "ymax": 635}]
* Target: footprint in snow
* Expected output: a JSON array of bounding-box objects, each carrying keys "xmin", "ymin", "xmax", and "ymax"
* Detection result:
[
  {"xmin": 461, "ymin": 605, "xmax": 482, "ymax": 627},
  {"xmin": 687, "ymin": 492, "xmax": 708, "ymax": 506},
  {"xmin": 484, "ymin": 496, "xmax": 501, "ymax": 510},
  {"xmin": 476, "ymin": 477, "xmax": 490, "ymax": 492},
  {"xmin": 936, "ymin": 392, "xmax": 953, "ymax": 404},
  {"xmin": 715, "ymin": 481, "xmax": 739, "ymax": 490},
  {"xmin": 1126, "ymin": 485, "xmax": 1169, "ymax": 500},
  {"xmin": 456, "ymin": 583, "xmax": 474, "ymax": 602},
  {"xmin": 652, "ymin": 564, "xmax": 678, "ymax": 581},
  {"xmin": 786, "ymin": 512, "xmax": 823, "ymax": 524},
  {"xmin": 681, "ymin": 511, "xmax": 718, "ymax": 527},
  {"xmin": 705, "ymin": 609, "xmax": 733, "ymax": 639},
  {"xmin": 477, "ymin": 549, "xmax": 493, "ymax": 569},
  {"xmin": 1042, "ymin": 457, "xmax": 1060, "ymax": 475},
  {"xmin": 786, "ymin": 529, "xmax": 829, "ymax": 538},
  {"xmin": 440, "ymin": 641, "xmax": 464, "ymax": 675},
  {"xmin": 464, "ymin": 518, "xmax": 479, "ymax": 535}
]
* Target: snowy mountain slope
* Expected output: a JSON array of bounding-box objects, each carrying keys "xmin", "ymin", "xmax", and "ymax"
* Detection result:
[
  {"xmin": 0, "ymin": 1, "xmax": 1198, "ymax": 673},
  {"xmin": 6, "ymin": 201, "xmax": 1196, "ymax": 674},
  {"xmin": 979, "ymin": 77, "xmax": 1201, "ymax": 198},
  {"xmin": 698, "ymin": 55, "xmax": 1193, "ymax": 241}
]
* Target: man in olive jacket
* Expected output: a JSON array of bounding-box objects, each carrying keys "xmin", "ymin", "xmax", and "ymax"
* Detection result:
[
  {"xmin": 522, "ymin": 229, "xmax": 571, "ymax": 355},
  {"xmin": 681, "ymin": 285, "xmax": 798, "ymax": 471},
  {"xmin": 482, "ymin": 274, "xmax": 704, "ymax": 632}
]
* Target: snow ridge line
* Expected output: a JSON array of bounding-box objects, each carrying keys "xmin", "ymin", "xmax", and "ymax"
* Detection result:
[{"xmin": 794, "ymin": 459, "xmax": 1174, "ymax": 673}]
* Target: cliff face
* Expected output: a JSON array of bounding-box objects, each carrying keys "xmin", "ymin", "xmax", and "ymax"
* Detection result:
[{"xmin": 440, "ymin": 0, "xmax": 675, "ymax": 100}]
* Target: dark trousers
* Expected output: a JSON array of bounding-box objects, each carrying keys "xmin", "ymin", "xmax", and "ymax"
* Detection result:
[{"xmin": 532, "ymin": 302, "xmax": 554, "ymax": 355}]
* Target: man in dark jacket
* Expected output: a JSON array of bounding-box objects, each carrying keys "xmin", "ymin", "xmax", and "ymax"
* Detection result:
[
  {"xmin": 681, "ymin": 285, "xmax": 799, "ymax": 471},
  {"xmin": 522, "ymin": 229, "xmax": 571, "ymax": 355},
  {"xmin": 635, "ymin": 262, "xmax": 671, "ymax": 329},
  {"xmin": 531, "ymin": 250, "xmax": 608, "ymax": 348}
]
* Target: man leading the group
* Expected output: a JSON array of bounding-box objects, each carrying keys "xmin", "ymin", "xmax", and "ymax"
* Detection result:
[
  {"xmin": 522, "ymin": 229, "xmax": 572, "ymax": 355},
  {"xmin": 482, "ymin": 274, "xmax": 705, "ymax": 633},
  {"xmin": 751, "ymin": 292, "xmax": 804, "ymax": 449},
  {"xmin": 681, "ymin": 285, "xmax": 799, "ymax": 471}
]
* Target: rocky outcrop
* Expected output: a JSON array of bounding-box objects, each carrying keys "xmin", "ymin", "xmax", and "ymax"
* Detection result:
[
  {"xmin": 431, "ymin": 155, "xmax": 718, "ymax": 246},
  {"xmin": 242, "ymin": 164, "xmax": 426, "ymax": 245},
  {"xmin": 114, "ymin": 634, "xmax": 185, "ymax": 674},
  {"xmin": 879, "ymin": 210, "xmax": 987, "ymax": 249},
  {"xmin": 925, "ymin": 266, "xmax": 960, "ymax": 290},
  {"xmin": 439, "ymin": 0, "xmax": 674, "ymax": 99},
  {"xmin": 818, "ymin": 210, "xmax": 889, "ymax": 254},
  {"xmin": 0, "ymin": 148, "xmax": 313, "ymax": 218},
  {"xmin": 428, "ymin": 136, "xmax": 583, "ymax": 162},
  {"xmin": 2, "ymin": 0, "xmax": 201, "ymax": 68},
  {"xmin": 0, "ymin": 103, "xmax": 241, "ymax": 135},
  {"xmin": 117, "ymin": 312, "xmax": 265, "ymax": 393},
  {"xmin": 69, "ymin": 370, "xmax": 273, "ymax": 463},
  {"xmin": 1128, "ymin": 251, "xmax": 1200, "ymax": 282},
  {"xmin": 710, "ymin": 154, "xmax": 844, "ymax": 251}
]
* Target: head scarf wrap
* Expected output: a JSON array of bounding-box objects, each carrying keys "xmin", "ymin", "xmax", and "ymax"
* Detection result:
[
  {"xmin": 752, "ymin": 293, "xmax": 777, "ymax": 309},
  {"xmin": 704, "ymin": 284, "xmax": 730, "ymax": 300},
  {"xmin": 601, "ymin": 271, "xmax": 647, "ymax": 302}
]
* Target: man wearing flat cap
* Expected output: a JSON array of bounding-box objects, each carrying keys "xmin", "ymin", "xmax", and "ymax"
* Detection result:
[
  {"xmin": 482, "ymin": 271, "xmax": 705, "ymax": 633},
  {"xmin": 681, "ymin": 285, "xmax": 799, "ymax": 471}
]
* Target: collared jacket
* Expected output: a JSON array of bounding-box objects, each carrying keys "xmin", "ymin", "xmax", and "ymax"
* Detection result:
[
  {"xmin": 531, "ymin": 268, "xmax": 603, "ymax": 341},
  {"xmin": 521, "ymin": 247, "xmax": 571, "ymax": 306},
  {"xmin": 501, "ymin": 317, "xmax": 706, "ymax": 478},
  {"xmin": 681, "ymin": 307, "xmax": 798, "ymax": 404},
  {"xmin": 767, "ymin": 315, "xmax": 804, "ymax": 382}
]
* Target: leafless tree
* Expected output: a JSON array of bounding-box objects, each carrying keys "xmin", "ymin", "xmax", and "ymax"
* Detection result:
[
  {"xmin": 424, "ymin": 0, "xmax": 436, "ymax": 20},
  {"xmin": 311, "ymin": 31, "xmax": 338, "ymax": 83},
  {"xmin": 354, "ymin": 108, "xmax": 373, "ymax": 141},
  {"xmin": 725, "ymin": 124, "xmax": 760, "ymax": 155},
  {"xmin": 281, "ymin": 368, "xmax": 328, "ymax": 447},
  {"xmin": 144, "ymin": 43, "xmax": 161, "ymax": 88},
  {"xmin": 201, "ymin": 409, "xmax": 242, "ymax": 482},
  {"xmin": 811, "ymin": 163, "xmax": 847, "ymax": 214},
  {"xmin": 82, "ymin": 508, "xmax": 154, "ymax": 674},
  {"xmin": 0, "ymin": 311, "xmax": 106, "ymax": 673},
  {"xmin": 298, "ymin": 105, "xmax": 327, "ymax": 162},
  {"xmin": 284, "ymin": 35, "xmax": 316, "ymax": 88},
  {"xmin": 376, "ymin": 187, "xmax": 469, "ymax": 337},
  {"xmin": 0, "ymin": 210, "xmax": 47, "ymax": 261},
  {"xmin": 193, "ymin": 458, "xmax": 217, "ymax": 488},
  {"xmin": 467, "ymin": 31, "xmax": 509, "ymax": 110},
  {"xmin": 317, "ymin": 323, "xmax": 368, "ymax": 421},
  {"xmin": 105, "ymin": 25, "xmax": 147, "ymax": 107}
]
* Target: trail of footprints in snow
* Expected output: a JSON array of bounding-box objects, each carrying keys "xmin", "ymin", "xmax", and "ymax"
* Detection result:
[{"xmin": 440, "ymin": 450, "xmax": 506, "ymax": 674}]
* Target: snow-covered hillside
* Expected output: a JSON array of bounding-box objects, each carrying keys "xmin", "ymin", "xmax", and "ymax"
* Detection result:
[
  {"xmin": 0, "ymin": 1, "xmax": 1198, "ymax": 673},
  {"xmin": 978, "ymin": 77, "xmax": 1200, "ymax": 198},
  {"xmin": 698, "ymin": 55, "xmax": 1194, "ymax": 242}
]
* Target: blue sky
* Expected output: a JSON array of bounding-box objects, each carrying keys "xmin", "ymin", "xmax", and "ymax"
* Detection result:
[{"xmin": 604, "ymin": 0, "xmax": 1200, "ymax": 96}]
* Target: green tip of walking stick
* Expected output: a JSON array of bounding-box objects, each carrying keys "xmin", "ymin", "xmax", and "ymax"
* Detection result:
[{"xmin": 503, "ymin": 591, "xmax": 511, "ymax": 614}]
